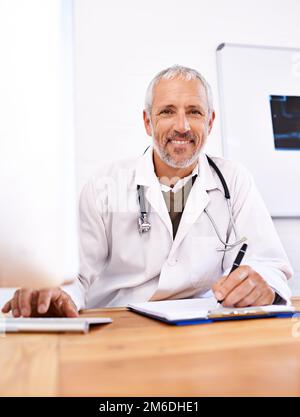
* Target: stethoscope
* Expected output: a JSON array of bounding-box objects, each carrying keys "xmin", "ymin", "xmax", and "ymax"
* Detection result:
[{"xmin": 137, "ymin": 148, "xmax": 247, "ymax": 252}]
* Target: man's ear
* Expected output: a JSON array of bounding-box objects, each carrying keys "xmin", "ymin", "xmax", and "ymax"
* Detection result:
[
  {"xmin": 208, "ymin": 111, "xmax": 216, "ymax": 135},
  {"xmin": 143, "ymin": 110, "xmax": 153, "ymax": 137}
]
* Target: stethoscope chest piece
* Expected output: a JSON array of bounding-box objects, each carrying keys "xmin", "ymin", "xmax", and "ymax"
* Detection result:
[{"xmin": 138, "ymin": 213, "xmax": 151, "ymax": 234}]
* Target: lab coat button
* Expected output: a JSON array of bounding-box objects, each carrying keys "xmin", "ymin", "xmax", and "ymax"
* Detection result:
[{"xmin": 168, "ymin": 258, "xmax": 177, "ymax": 266}]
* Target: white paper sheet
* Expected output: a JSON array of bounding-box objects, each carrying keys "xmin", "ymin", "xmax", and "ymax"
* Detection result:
[{"xmin": 128, "ymin": 297, "xmax": 295, "ymax": 322}]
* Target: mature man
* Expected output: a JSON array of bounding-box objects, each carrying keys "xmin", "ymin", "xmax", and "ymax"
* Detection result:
[{"xmin": 2, "ymin": 65, "xmax": 292, "ymax": 317}]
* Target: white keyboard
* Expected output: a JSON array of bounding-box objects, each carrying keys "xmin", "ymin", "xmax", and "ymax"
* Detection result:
[{"xmin": 0, "ymin": 317, "xmax": 112, "ymax": 333}]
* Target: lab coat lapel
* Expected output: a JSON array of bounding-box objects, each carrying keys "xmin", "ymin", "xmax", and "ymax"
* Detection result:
[
  {"xmin": 134, "ymin": 146, "xmax": 173, "ymax": 239},
  {"xmin": 145, "ymin": 184, "xmax": 173, "ymax": 238},
  {"xmin": 171, "ymin": 178, "xmax": 209, "ymax": 253}
]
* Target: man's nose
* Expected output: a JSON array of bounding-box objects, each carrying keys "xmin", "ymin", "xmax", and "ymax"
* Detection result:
[{"xmin": 174, "ymin": 113, "xmax": 190, "ymax": 133}]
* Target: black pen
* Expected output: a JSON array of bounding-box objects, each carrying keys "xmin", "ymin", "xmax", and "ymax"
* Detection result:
[
  {"xmin": 217, "ymin": 243, "xmax": 248, "ymax": 304},
  {"xmin": 229, "ymin": 243, "xmax": 248, "ymax": 274}
]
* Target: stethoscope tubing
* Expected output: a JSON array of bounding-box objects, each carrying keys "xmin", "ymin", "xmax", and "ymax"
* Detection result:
[{"xmin": 137, "ymin": 150, "xmax": 247, "ymax": 251}]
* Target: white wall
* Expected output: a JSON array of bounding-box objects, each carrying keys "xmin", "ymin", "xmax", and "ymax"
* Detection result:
[
  {"xmin": 73, "ymin": 0, "xmax": 300, "ymax": 294},
  {"xmin": 0, "ymin": 0, "xmax": 76, "ymax": 306},
  {"xmin": 73, "ymin": 0, "xmax": 300, "ymax": 187},
  {"xmin": 273, "ymin": 219, "xmax": 300, "ymax": 294}
]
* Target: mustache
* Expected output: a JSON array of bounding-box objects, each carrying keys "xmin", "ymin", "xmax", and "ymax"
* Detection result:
[{"xmin": 166, "ymin": 131, "xmax": 197, "ymax": 142}]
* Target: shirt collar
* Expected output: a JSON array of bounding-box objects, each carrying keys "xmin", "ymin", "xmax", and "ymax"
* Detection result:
[
  {"xmin": 134, "ymin": 146, "xmax": 157, "ymax": 187},
  {"xmin": 159, "ymin": 164, "xmax": 198, "ymax": 193},
  {"xmin": 134, "ymin": 145, "xmax": 221, "ymax": 192}
]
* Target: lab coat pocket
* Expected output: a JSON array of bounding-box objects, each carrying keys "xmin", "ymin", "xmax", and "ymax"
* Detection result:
[{"xmin": 189, "ymin": 236, "xmax": 223, "ymax": 290}]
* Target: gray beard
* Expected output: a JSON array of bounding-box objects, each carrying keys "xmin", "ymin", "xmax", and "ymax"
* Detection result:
[{"xmin": 153, "ymin": 139, "xmax": 203, "ymax": 169}]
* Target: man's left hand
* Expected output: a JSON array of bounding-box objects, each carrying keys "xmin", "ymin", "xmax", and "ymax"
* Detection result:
[{"xmin": 212, "ymin": 265, "xmax": 275, "ymax": 307}]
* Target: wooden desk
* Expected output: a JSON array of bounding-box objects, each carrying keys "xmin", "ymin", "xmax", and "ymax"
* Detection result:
[{"xmin": 1, "ymin": 299, "xmax": 300, "ymax": 397}]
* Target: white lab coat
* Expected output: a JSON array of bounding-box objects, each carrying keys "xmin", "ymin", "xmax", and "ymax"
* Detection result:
[{"xmin": 64, "ymin": 146, "xmax": 292, "ymax": 309}]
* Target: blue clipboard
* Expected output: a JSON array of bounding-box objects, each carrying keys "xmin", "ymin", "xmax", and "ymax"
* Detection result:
[{"xmin": 128, "ymin": 307, "xmax": 299, "ymax": 326}]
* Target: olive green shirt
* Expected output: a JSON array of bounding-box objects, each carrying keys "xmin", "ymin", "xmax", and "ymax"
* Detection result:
[{"xmin": 161, "ymin": 176, "xmax": 196, "ymax": 239}]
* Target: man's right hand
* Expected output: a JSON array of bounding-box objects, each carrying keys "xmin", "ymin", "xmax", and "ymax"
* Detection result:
[{"xmin": 1, "ymin": 288, "xmax": 79, "ymax": 317}]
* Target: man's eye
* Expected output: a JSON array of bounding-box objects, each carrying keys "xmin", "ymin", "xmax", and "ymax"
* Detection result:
[
  {"xmin": 160, "ymin": 109, "xmax": 174, "ymax": 115},
  {"xmin": 190, "ymin": 110, "xmax": 202, "ymax": 115}
]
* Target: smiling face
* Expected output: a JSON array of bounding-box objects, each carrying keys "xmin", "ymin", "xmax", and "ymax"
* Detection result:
[{"xmin": 143, "ymin": 77, "xmax": 215, "ymax": 171}]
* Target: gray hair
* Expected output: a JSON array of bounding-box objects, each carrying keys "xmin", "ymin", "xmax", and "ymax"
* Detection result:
[{"xmin": 145, "ymin": 65, "xmax": 214, "ymax": 116}]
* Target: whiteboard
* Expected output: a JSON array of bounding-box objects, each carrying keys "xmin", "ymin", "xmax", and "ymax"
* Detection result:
[{"xmin": 217, "ymin": 43, "xmax": 300, "ymax": 216}]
